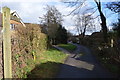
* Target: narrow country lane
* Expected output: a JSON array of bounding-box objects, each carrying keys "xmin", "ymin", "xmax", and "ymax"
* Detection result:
[{"xmin": 54, "ymin": 43, "xmax": 117, "ymax": 78}]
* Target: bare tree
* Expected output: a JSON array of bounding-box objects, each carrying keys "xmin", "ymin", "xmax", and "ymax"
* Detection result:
[
  {"xmin": 62, "ymin": 0, "xmax": 108, "ymax": 43},
  {"xmin": 107, "ymin": 2, "xmax": 120, "ymax": 38},
  {"xmin": 74, "ymin": 11, "xmax": 96, "ymax": 44},
  {"xmin": 94, "ymin": 0, "xmax": 108, "ymax": 43},
  {"xmin": 106, "ymin": 2, "xmax": 120, "ymax": 13},
  {"xmin": 75, "ymin": 13, "xmax": 94, "ymax": 37}
]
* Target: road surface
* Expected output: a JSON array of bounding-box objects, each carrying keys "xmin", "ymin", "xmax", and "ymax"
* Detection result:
[{"xmin": 54, "ymin": 44, "xmax": 117, "ymax": 78}]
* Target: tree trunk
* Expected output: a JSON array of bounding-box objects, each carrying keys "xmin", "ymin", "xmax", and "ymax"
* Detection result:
[
  {"xmin": 83, "ymin": 25, "xmax": 87, "ymax": 38},
  {"xmin": 94, "ymin": 0, "xmax": 108, "ymax": 43},
  {"xmin": 99, "ymin": 9, "xmax": 108, "ymax": 43}
]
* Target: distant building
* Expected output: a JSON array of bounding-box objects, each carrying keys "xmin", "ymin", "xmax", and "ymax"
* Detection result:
[
  {"xmin": 0, "ymin": 11, "xmax": 26, "ymax": 31},
  {"xmin": 10, "ymin": 11, "xmax": 26, "ymax": 30}
]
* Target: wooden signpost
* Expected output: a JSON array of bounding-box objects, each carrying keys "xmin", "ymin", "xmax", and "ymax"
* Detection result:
[{"xmin": 2, "ymin": 6, "xmax": 12, "ymax": 78}]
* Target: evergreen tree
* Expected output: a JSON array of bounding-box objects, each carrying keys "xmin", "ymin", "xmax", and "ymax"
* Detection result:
[{"xmin": 56, "ymin": 24, "xmax": 68, "ymax": 44}]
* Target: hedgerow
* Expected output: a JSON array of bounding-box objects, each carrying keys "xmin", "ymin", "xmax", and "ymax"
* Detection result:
[{"xmin": 11, "ymin": 24, "xmax": 47, "ymax": 78}]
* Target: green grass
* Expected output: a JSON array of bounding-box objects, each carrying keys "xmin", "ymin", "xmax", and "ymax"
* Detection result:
[
  {"xmin": 58, "ymin": 43, "xmax": 77, "ymax": 52},
  {"xmin": 26, "ymin": 48, "xmax": 68, "ymax": 78}
]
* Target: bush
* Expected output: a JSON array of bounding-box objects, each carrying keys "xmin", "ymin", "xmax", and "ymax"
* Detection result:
[{"xmin": 11, "ymin": 24, "xmax": 47, "ymax": 78}]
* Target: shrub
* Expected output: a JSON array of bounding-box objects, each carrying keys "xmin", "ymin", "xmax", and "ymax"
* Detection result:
[{"xmin": 11, "ymin": 24, "xmax": 47, "ymax": 78}]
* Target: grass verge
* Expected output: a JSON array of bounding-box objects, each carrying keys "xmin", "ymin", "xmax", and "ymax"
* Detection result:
[
  {"xmin": 58, "ymin": 43, "xmax": 77, "ymax": 52},
  {"xmin": 26, "ymin": 48, "xmax": 68, "ymax": 78}
]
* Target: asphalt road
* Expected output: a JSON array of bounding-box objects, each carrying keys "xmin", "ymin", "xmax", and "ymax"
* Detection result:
[{"xmin": 55, "ymin": 44, "xmax": 117, "ymax": 78}]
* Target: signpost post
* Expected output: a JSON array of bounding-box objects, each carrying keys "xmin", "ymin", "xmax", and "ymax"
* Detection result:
[{"xmin": 2, "ymin": 6, "xmax": 12, "ymax": 78}]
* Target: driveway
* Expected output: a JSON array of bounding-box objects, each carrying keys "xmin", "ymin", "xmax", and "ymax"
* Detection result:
[{"xmin": 54, "ymin": 44, "xmax": 117, "ymax": 78}]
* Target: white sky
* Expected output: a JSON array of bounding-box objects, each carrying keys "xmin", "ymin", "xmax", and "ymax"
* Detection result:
[{"xmin": 0, "ymin": 0, "xmax": 118, "ymax": 35}]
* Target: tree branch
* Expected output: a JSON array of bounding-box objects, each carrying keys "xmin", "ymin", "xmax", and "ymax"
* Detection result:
[
  {"xmin": 94, "ymin": 0, "xmax": 99, "ymax": 6},
  {"xmin": 63, "ymin": 0, "xmax": 87, "ymax": 17}
]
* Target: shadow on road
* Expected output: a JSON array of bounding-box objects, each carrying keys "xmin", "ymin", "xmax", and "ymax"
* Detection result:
[
  {"xmin": 26, "ymin": 61, "xmax": 97, "ymax": 78},
  {"xmin": 26, "ymin": 61, "xmax": 118, "ymax": 78}
]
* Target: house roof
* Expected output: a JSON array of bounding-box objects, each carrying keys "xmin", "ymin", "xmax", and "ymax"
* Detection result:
[
  {"xmin": 10, "ymin": 20, "xmax": 21, "ymax": 24},
  {"xmin": 10, "ymin": 11, "xmax": 26, "ymax": 27},
  {"xmin": 0, "ymin": 11, "xmax": 26, "ymax": 27}
]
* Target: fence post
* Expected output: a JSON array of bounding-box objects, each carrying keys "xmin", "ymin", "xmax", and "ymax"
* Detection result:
[{"xmin": 2, "ymin": 6, "xmax": 12, "ymax": 78}]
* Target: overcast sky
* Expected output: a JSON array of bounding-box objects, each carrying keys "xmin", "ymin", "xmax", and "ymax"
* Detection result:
[{"xmin": 0, "ymin": 0, "xmax": 119, "ymax": 35}]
